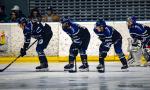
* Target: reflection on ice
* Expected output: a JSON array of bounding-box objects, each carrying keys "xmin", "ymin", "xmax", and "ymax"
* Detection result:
[{"xmin": 0, "ymin": 62, "xmax": 150, "ymax": 90}]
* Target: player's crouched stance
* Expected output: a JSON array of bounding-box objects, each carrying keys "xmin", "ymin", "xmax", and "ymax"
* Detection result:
[
  {"xmin": 18, "ymin": 17, "xmax": 53, "ymax": 71},
  {"xmin": 60, "ymin": 18, "xmax": 90, "ymax": 72},
  {"xmin": 127, "ymin": 16, "xmax": 150, "ymax": 67},
  {"xmin": 94, "ymin": 19, "xmax": 128, "ymax": 73}
]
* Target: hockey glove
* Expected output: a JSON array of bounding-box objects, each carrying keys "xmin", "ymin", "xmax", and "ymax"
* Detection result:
[{"xmin": 20, "ymin": 48, "xmax": 26, "ymax": 57}]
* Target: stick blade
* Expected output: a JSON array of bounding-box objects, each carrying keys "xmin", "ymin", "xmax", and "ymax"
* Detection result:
[{"xmin": 0, "ymin": 69, "xmax": 4, "ymax": 72}]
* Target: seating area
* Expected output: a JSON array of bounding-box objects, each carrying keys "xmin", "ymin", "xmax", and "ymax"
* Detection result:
[{"xmin": 29, "ymin": 0, "xmax": 150, "ymax": 21}]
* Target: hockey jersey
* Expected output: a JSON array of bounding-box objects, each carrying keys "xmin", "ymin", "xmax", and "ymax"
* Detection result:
[
  {"xmin": 94, "ymin": 25, "xmax": 122, "ymax": 44},
  {"xmin": 23, "ymin": 21, "xmax": 49, "ymax": 49},
  {"xmin": 62, "ymin": 22, "xmax": 90, "ymax": 46},
  {"xmin": 128, "ymin": 23, "xmax": 150, "ymax": 45}
]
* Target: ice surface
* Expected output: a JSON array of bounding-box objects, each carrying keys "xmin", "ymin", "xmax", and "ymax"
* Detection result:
[{"xmin": 0, "ymin": 62, "xmax": 150, "ymax": 90}]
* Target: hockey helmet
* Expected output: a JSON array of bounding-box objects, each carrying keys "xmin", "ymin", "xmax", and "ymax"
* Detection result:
[
  {"xmin": 18, "ymin": 17, "xmax": 28, "ymax": 24},
  {"xmin": 96, "ymin": 19, "xmax": 106, "ymax": 27},
  {"xmin": 60, "ymin": 17, "xmax": 71, "ymax": 25},
  {"xmin": 127, "ymin": 16, "xmax": 136, "ymax": 24}
]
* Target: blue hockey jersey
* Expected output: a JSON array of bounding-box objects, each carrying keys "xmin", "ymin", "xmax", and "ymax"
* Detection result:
[
  {"xmin": 62, "ymin": 22, "xmax": 90, "ymax": 46},
  {"xmin": 94, "ymin": 25, "xmax": 122, "ymax": 44},
  {"xmin": 23, "ymin": 21, "xmax": 49, "ymax": 49},
  {"xmin": 128, "ymin": 23, "xmax": 150, "ymax": 45}
]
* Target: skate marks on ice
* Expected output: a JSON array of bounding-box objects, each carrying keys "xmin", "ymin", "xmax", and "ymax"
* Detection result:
[
  {"xmin": 0, "ymin": 69, "xmax": 150, "ymax": 90},
  {"xmin": 0, "ymin": 63, "xmax": 150, "ymax": 90},
  {"xmin": 0, "ymin": 62, "xmax": 149, "ymax": 72}
]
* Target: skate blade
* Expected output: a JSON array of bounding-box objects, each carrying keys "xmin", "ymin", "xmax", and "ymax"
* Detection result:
[
  {"xmin": 64, "ymin": 68, "xmax": 73, "ymax": 71},
  {"xmin": 97, "ymin": 70, "xmax": 105, "ymax": 73},
  {"xmin": 121, "ymin": 69, "xmax": 129, "ymax": 72},
  {"xmin": 36, "ymin": 68, "xmax": 49, "ymax": 72},
  {"xmin": 64, "ymin": 68, "xmax": 77, "ymax": 73},
  {"xmin": 79, "ymin": 68, "xmax": 89, "ymax": 72},
  {"xmin": 68, "ymin": 70, "xmax": 77, "ymax": 73},
  {"xmin": 97, "ymin": 68, "xmax": 105, "ymax": 73}
]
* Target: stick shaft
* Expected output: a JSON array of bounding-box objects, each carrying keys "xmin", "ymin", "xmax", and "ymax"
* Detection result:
[
  {"xmin": 74, "ymin": 57, "xmax": 77, "ymax": 72},
  {"xmin": 0, "ymin": 40, "xmax": 38, "ymax": 72}
]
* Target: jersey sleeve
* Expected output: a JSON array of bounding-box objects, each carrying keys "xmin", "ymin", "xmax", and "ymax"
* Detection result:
[
  {"xmin": 93, "ymin": 28, "xmax": 105, "ymax": 42},
  {"xmin": 144, "ymin": 25, "xmax": 150, "ymax": 30},
  {"xmin": 71, "ymin": 23, "xmax": 83, "ymax": 47},
  {"xmin": 144, "ymin": 25, "xmax": 150, "ymax": 35},
  {"xmin": 138, "ymin": 25, "xmax": 149, "ymax": 43},
  {"xmin": 104, "ymin": 27, "xmax": 113, "ymax": 44}
]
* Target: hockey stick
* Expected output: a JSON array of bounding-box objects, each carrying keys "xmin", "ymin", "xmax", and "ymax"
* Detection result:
[
  {"xmin": 74, "ymin": 57, "xmax": 77, "ymax": 72},
  {"xmin": 0, "ymin": 40, "xmax": 38, "ymax": 72}
]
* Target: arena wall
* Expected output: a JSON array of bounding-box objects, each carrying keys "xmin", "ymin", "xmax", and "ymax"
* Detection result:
[{"xmin": 0, "ymin": 21, "xmax": 150, "ymax": 57}]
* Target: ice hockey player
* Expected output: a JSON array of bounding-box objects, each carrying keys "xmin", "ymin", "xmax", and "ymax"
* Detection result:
[
  {"xmin": 60, "ymin": 17, "xmax": 90, "ymax": 72},
  {"xmin": 18, "ymin": 17, "xmax": 53, "ymax": 71},
  {"xmin": 127, "ymin": 16, "xmax": 150, "ymax": 66},
  {"xmin": 94, "ymin": 19, "xmax": 128, "ymax": 73}
]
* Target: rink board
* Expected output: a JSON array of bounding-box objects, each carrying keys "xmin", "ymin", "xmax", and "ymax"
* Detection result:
[
  {"xmin": 0, "ymin": 56, "xmax": 147, "ymax": 64},
  {"xmin": 0, "ymin": 21, "xmax": 150, "ymax": 64},
  {"xmin": 0, "ymin": 56, "xmax": 117, "ymax": 64}
]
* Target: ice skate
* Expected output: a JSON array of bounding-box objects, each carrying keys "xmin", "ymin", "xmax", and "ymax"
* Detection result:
[
  {"xmin": 97, "ymin": 64, "xmax": 105, "ymax": 73},
  {"xmin": 121, "ymin": 65, "xmax": 128, "ymax": 72},
  {"xmin": 64, "ymin": 64, "xmax": 74, "ymax": 71},
  {"xmin": 79, "ymin": 63, "xmax": 89, "ymax": 72},
  {"xmin": 36, "ymin": 63, "xmax": 49, "ymax": 72}
]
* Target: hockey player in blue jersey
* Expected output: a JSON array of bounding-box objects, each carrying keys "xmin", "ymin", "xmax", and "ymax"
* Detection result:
[
  {"xmin": 60, "ymin": 18, "xmax": 90, "ymax": 72},
  {"xmin": 18, "ymin": 17, "xmax": 53, "ymax": 71},
  {"xmin": 94, "ymin": 19, "xmax": 128, "ymax": 72},
  {"xmin": 127, "ymin": 16, "xmax": 150, "ymax": 66}
]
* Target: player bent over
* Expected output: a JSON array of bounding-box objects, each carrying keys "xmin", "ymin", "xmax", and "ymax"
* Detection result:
[
  {"xmin": 94, "ymin": 19, "xmax": 128, "ymax": 73},
  {"xmin": 127, "ymin": 16, "xmax": 150, "ymax": 66},
  {"xmin": 60, "ymin": 18, "xmax": 90, "ymax": 72},
  {"xmin": 18, "ymin": 17, "xmax": 53, "ymax": 71}
]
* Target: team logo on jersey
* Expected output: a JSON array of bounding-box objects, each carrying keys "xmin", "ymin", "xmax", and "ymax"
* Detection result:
[
  {"xmin": 38, "ymin": 39, "xmax": 43, "ymax": 44},
  {"xmin": 36, "ymin": 27, "xmax": 42, "ymax": 33}
]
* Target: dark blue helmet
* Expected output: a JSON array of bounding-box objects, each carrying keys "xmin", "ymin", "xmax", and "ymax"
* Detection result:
[
  {"xmin": 127, "ymin": 16, "xmax": 136, "ymax": 24},
  {"xmin": 18, "ymin": 17, "xmax": 28, "ymax": 24},
  {"xmin": 96, "ymin": 19, "xmax": 106, "ymax": 27},
  {"xmin": 60, "ymin": 17, "xmax": 71, "ymax": 25}
]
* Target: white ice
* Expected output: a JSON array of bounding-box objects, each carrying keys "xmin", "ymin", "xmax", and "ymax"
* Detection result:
[{"xmin": 0, "ymin": 62, "xmax": 150, "ymax": 90}]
